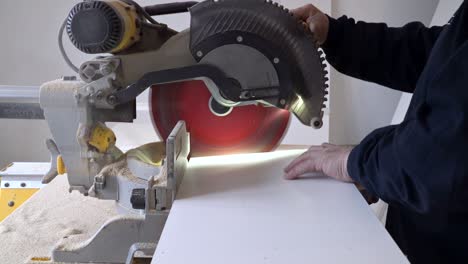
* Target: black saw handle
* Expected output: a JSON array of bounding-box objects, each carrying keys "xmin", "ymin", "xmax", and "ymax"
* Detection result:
[{"xmin": 144, "ymin": 2, "xmax": 198, "ymax": 16}]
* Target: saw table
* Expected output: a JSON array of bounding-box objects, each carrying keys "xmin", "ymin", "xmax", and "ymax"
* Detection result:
[{"xmin": 0, "ymin": 149, "xmax": 408, "ymax": 263}]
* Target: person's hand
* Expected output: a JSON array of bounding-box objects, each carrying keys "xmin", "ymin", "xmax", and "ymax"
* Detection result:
[
  {"xmin": 292, "ymin": 4, "xmax": 329, "ymax": 45},
  {"xmin": 284, "ymin": 143, "xmax": 353, "ymax": 182}
]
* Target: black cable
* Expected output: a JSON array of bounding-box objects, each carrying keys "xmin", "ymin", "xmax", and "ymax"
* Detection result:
[
  {"xmin": 120, "ymin": 0, "xmax": 160, "ymax": 24},
  {"xmin": 58, "ymin": 19, "xmax": 79, "ymax": 73},
  {"xmin": 144, "ymin": 2, "xmax": 198, "ymax": 16}
]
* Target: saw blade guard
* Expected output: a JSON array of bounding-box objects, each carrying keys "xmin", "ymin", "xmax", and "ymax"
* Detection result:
[{"xmin": 189, "ymin": 0, "xmax": 328, "ymax": 128}]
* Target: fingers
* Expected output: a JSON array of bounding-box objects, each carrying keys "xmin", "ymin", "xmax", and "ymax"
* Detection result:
[
  {"xmin": 284, "ymin": 146, "xmax": 324, "ymax": 180},
  {"xmin": 284, "ymin": 159, "xmax": 319, "ymax": 180},
  {"xmin": 291, "ymin": 4, "xmax": 320, "ymax": 21},
  {"xmin": 306, "ymin": 13, "xmax": 321, "ymax": 33},
  {"xmin": 283, "ymin": 143, "xmax": 355, "ymax": 182},
  {"xmin": 284, "ymin": 151, "xmax": 308, "ymax": 173},
  {"xmin": 284, "ymin": 146, "xmax": 321, "ymax": 173}
]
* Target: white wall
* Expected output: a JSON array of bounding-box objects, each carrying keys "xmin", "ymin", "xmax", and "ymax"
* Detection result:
[{"xmin": 329, "ymin": 0, "xmax": 440, "ymax": 144}]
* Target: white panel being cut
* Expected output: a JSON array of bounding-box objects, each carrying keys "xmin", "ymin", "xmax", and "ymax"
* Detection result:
[{"xmin": 153, "ymin": 150, "xmax": 408, "ymax": 264}]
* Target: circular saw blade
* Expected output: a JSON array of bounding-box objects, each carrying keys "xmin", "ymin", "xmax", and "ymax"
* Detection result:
[{"xmin": 150, "ymin": 81, "xmax": 291, "ymax": 157}]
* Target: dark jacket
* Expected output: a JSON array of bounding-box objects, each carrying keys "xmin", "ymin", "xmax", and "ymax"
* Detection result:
[{"xmin": 323, "ymin": 2, "xmax": 468, "ymax": 263}]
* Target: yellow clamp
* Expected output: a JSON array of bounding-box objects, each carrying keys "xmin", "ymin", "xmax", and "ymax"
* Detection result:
[{"xmin": 88, "ymin": 123, "xmax": 117, "ymax": 153}]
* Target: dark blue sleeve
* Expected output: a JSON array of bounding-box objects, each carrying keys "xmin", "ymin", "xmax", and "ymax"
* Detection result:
[
  {"xmin": 347, "ymin": 39, "xmax": 468, "ymax": 214},
  {"xmin": 322, "ymin": 16, "xmax": 443, "ymax": 93}
]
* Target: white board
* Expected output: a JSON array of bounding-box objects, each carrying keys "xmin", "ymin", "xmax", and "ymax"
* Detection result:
[{"xmin": 153, "ymin": 150, "xmax": 408, "ymax": 264}]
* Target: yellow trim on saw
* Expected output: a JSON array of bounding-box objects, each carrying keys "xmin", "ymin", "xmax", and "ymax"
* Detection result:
[
  {"xmin": 107, "ymin": 0, "xmax": 141, "ymax": 53},
  {"xmin": 0, "ymin": 187, "xmax": 39, "ymax": 222}
]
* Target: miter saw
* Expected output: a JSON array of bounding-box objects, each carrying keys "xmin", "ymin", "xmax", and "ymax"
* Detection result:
[{"xmin": 8, "ymin": 0, "xmax": 328, "ymax": 262}]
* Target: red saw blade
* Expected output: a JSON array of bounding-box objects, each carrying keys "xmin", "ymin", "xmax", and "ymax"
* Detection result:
[{"xmin": 150, "ymin": 81, "xmax": 291, "ymax": 157}]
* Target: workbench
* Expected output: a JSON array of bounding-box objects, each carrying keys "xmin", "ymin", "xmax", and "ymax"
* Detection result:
[{"xmin": 0, "ymin": 149, "xmax": 408, "ymax": 263}]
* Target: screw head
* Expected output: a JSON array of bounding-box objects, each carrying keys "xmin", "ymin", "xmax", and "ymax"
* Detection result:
[
  {"xmin": 4, "ymin": 183, "xmax": 10, "ymax": 188},
  {"xmin": 107, "ymin": 95, "xmax": 117, "ymax": 105},
  {"xmin": 100, "ymin": 66, "xmax": 112, "ymax": 75},
  {"xmin": 96, "ymin": 91, "xmax": 104, "ymax": 101},
  {"xmin": 86, "ymin": 86, "xmax": 95, "ymax": 94},
  {"xmin": 196, "ymin": 51, "xmax": 203, "ymax": 57},
  {"xmin": 236, "ymin": 36, "xmax": 243, "ymax": 42},
  {"xmin": 20, "ymin": 183, "xmax": 26, "ymax": 188},
  {"xmin": 8, "ymin": 201, "xmax": 14, "ymax": 207},
  {"xmin": 279, "ymin": 99, "xmax": 286, "ymax": 105},
  {"xmin": 273, "ymin": 58, "xmax": 280, "ymax": 64}
]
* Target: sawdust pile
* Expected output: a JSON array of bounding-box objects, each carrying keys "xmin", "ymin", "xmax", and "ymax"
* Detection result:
[{"xmin": 0, "ymin": 176, "xmax": 118, "ymax": 263}]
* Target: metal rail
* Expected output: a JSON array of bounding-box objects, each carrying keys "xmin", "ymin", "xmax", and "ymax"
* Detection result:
[{"xmin": 0, "ymin": 86, "xmax": 44, "ymax": 119}]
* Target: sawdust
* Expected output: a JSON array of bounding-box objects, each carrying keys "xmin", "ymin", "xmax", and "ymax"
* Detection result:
[
  {"xmin": 97, "ymin": 152, "xmax": 168, "ymax": 187},
  {"xmin": 0, "ymin": 176, "xmax": 118, "ymax": 264},
  {"xmin": 0, "ymin": 144, "xmax": 168, "ymax": 263},
  {"xmin": 100, "ymin": 156, "xmax": 136, "ymax": 181},
  {"xmin": 154, "ymin": 164, "xmax": 168, "ymax": 186}
]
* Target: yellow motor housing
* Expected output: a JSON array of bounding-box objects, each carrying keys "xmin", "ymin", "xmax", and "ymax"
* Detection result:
[{"xmin": 66, "ymin": 0, "xmax": 141, "ymax": 54}]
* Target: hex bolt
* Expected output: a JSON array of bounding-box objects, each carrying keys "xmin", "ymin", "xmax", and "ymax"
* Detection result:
[
  {"xmin": 86, "ymin": 86, "xmax": 95, "ymax": 94},
  {"xmin": 100, "ymin": 66, "xmax": 112, "ymax": 75},
  {"xmin": 107, "ymin": 95, "xmax": 117, "ymax": 105},
  {"xmin": 8, "ymin": 201, "xmax": 14, "ymax": 207},
  {"xmin": 20, "ymin": 183, "xmax": 26, "ymax": 188},
  {"xmin": 96, "ymin": 91, "xmax": 104, "ymax": 101}
]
